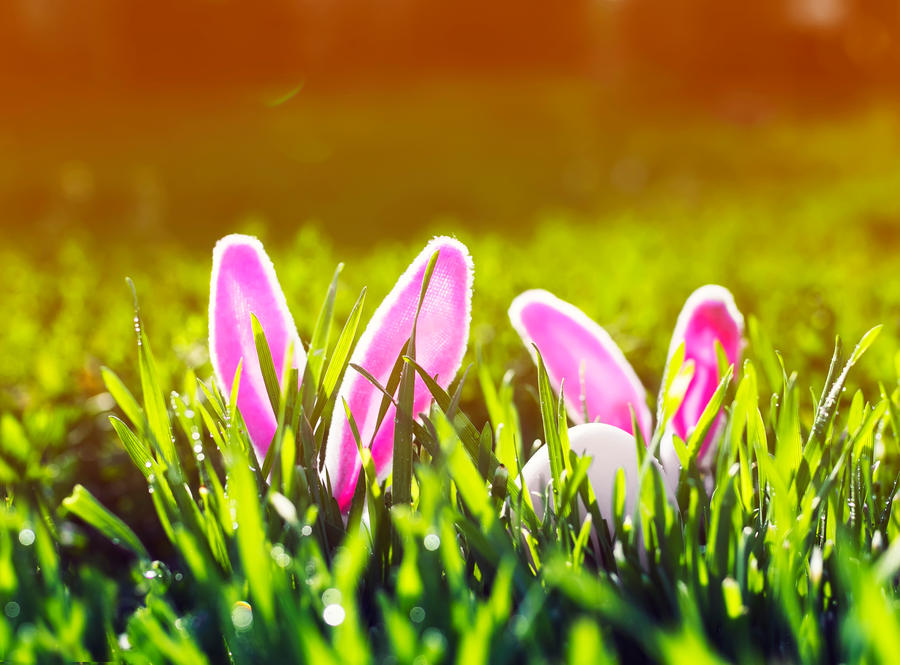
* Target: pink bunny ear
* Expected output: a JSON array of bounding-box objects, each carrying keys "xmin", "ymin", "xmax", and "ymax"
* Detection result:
[
  {"xmin": 326, "ymin": 236, "xmax": 473, "ymax": 512},
  {"xmin": 209, "ymin": 234, "xmax": 306, "ymax": 459},
  {"xmin": 666, "ymin": 285, "xmax": 744, "ymax": 459},
  {"xmin": 508, "ymin": 290, "xmax": 651, "ymax": 441}
]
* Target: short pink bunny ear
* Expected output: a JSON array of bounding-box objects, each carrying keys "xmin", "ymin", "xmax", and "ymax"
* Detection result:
[
  {"xmin": 325, "ymin": 236, "xmax": 473, "ymax": 512},
  {"xmin": 508, "ymin": 290, "xmax": 651, "ymax": 441},
  {"xmin": 665, "ymin": 285, "xmax": 744, "ymax": 459},
  {"xmin": 209, "ymin": 234, "xmax": 306, "ymax": 459}
]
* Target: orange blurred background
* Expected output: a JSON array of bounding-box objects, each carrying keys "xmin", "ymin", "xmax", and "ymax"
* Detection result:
[
  {"xmin": 1, "ymin": 0, "xmax": 899, "ymax": 246},
  {"xmin": 3, "ymin": 1, "xmax": 898, "ymax": 101}
]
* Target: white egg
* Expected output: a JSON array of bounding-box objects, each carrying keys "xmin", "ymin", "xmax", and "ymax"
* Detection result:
[
  {"xmin": 521, "ymin": 423, "xmax": 674, "ymax": 533},
  {"xmin": 657, "ymin": 430, "xmax": 684, "ymax": 494}
]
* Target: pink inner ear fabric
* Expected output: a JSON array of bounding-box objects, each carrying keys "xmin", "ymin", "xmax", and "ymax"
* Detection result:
[
  {"xmin": 509, "ymin": 291, "xmax": 651, "ymax": 441},
  {"xmin": 669, "ymin": 287, "xmax": 743, "ymax": 456},
  {"xmin": 209, "ymin": 235, "xmax": 304, "ymax": 460},
  {"xmin": 326, "ymin": 237, "xmax": 473, "ymax": 512}
]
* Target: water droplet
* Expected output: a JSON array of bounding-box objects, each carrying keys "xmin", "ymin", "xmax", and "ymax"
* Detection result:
[
  {"xmin": 144, "ymin": 461, "xmax": 152, "ymax": 469},
  {"xmin": 117, "ymin": 632, "xmax": 131, "ymax": 650},
  {"xmin": 301, "ymin": 525, "xmax": 313, "ymax": 537},
  {"xmin": 59, "ymin": 523, "xmax": 76, "ymax": 546},
  {"xmin": 409, "ymin": 606, "xmax": 425, "ymax": 623},
  {"xmin": 422, "ymin": 627, "xmax": 446, "ymax": 653},
  {"xmin": 873, "ymin": 530, "xmax": 884, "ymax": 555},
  {"xmin": 323, "ymin": 604, "xmax": 345, "ymax": 626},
  {"xmin": 322, "ymin": 588, "xmax": 342, "ymax": 605},
  {"xmin": 810, "ymin": 546, "xmax": 824, "ymax": 586},
  {"xmin": 423, "ymin": 533, "xmax": 440, "ymax": 551},
  {"xmin": 18, "ymin": 529, "xmax": 35, "ymax": 547},
  {"xmin": 193, "ymin": 443, "xmax": 203, "ymax": 454},
  {"xmin": 143, "ymin": 561, "xmax": 172, "ymax": 593},
  {"xmin": 271, "ymin": 544, "xmax": 291, "ymax": 568},
  {"xmin": 231, "ymin": 601, "xmax": 253, "ymax": 631},
  {"xmin": 4, "ymin": 601, "xmax": 20, "ymax": 618},
  {"xmin": 196, "ymin": 453, "xmax": 206, "ymax": 463},
  {"xmin": 185, "ymin": 410, "xmax": 195, "ymax": 419}
]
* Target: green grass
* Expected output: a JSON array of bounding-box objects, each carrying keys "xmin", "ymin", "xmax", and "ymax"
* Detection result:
[
  {"xmin": 4, "ymin": 266, "xmax": 900, "ymax": 663},
  {"xmin": 5, "ymin": 86, "xmax": 900, "ymax": 662}
]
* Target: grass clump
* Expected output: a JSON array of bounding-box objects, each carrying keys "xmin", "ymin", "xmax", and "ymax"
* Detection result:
[{"xmin": 4, "ymin": 257, "xmax": 900, "ymax": 664}]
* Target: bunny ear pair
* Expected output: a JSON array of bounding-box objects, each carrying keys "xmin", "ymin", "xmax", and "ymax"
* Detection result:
[
  {"xmin": 210, "ymin": 235, "xmax": 473, "ymax": 513},
  {"xmin": 509, "ymin": 284, "xmax": 743, "ymax": 461}
]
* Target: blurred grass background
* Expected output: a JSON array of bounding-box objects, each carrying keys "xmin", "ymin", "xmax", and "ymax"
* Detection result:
[{"xmin": 5, "ymin": 83, "xmax": 900, "ymax": 412}]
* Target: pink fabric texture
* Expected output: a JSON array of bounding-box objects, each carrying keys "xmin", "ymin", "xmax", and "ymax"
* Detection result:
[
  {"xmin": 325, "ymin": 237, "xmax": 473, "ymax": 512},
  {"xmin": 209, "ymin": 234, "xmax": 306, "ymax": 459},
  {"xmin": 665, "ymin": 285, "xmax": 744, "ymax": 459},
  {"xmin": 508, "ymin": 290, "xmax": 651, "ymax": 441}
]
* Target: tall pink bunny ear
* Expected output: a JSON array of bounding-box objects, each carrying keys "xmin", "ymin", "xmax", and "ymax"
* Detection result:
[
  {"xmin": 326, "ymin": 236, "xmax": 473, "ymax": 512},
  {"xmin": 209, "ymin": 234, "xmax": 306, "ymax": 459},
  {"xmin": 665, "ymin": 285, "xmax": 744, "ymax": 460},
  {"xmin": 508, "ymin": 290, "xmax": 651, "ymax": 441}
]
